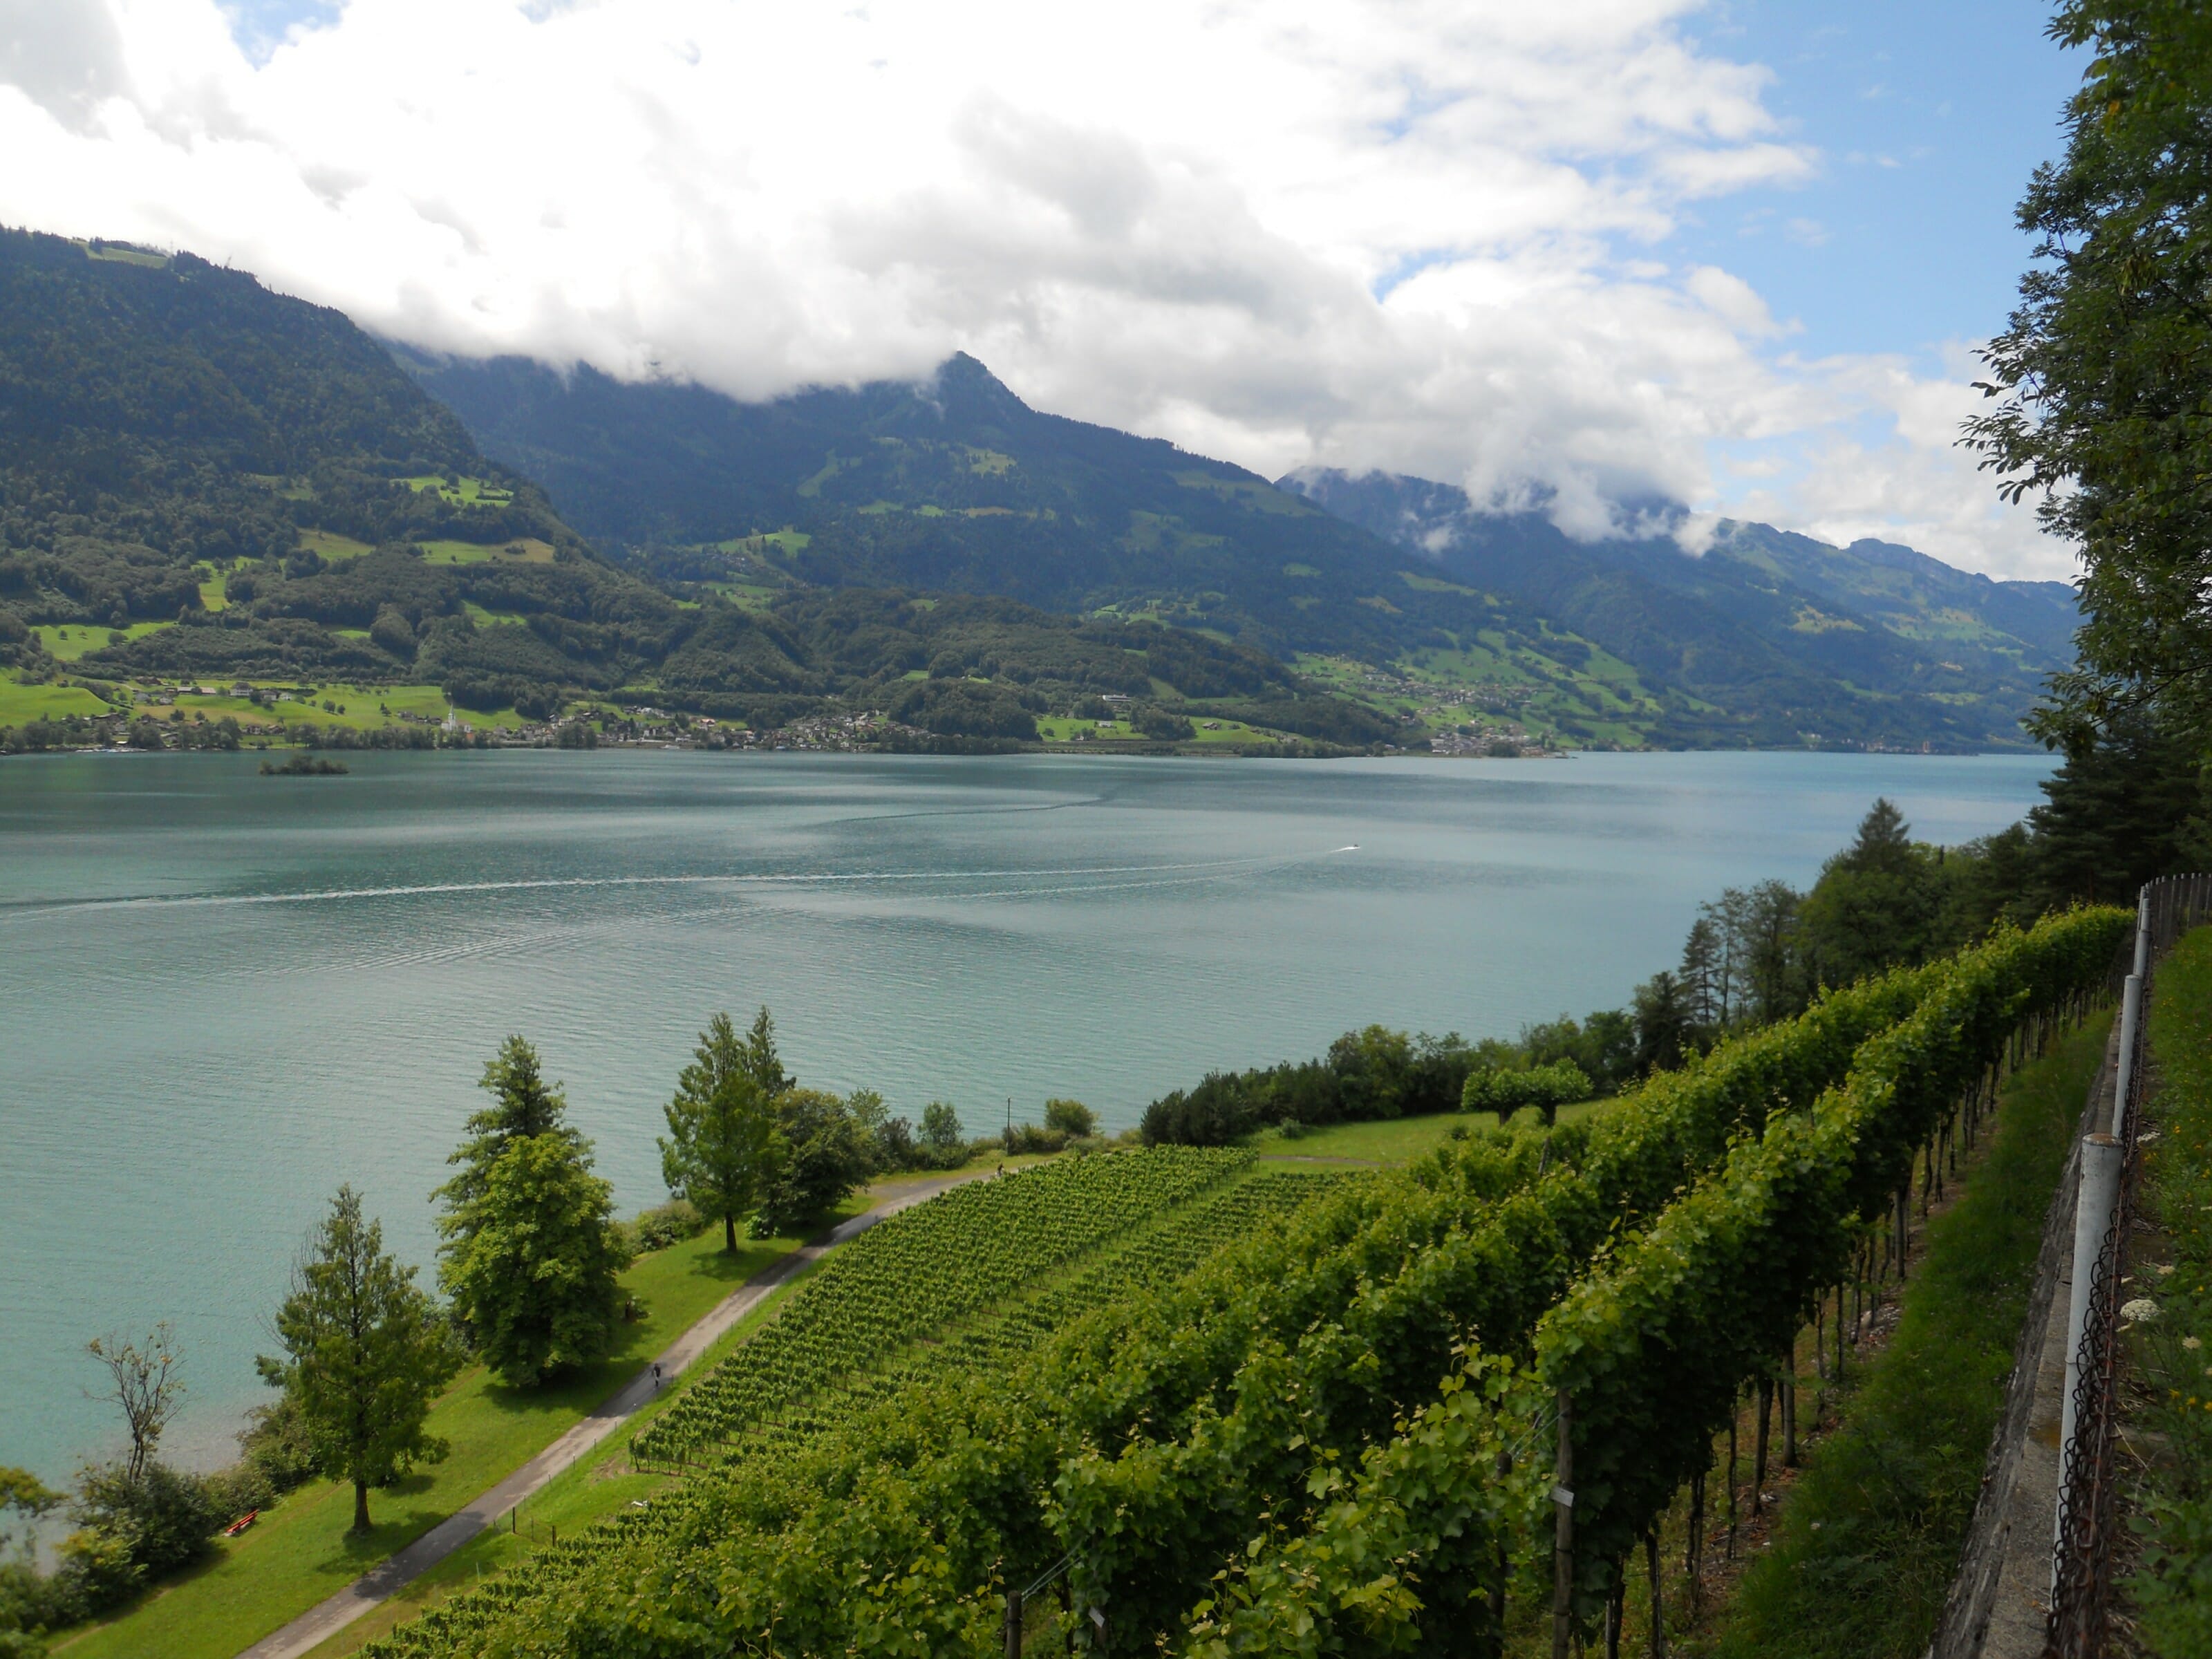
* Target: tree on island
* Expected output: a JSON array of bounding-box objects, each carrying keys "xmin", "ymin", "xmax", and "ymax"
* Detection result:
[
  {"xmin": 661, "ymin": 1013, "xmax": 786, "ymax": 1251},
  {"xmin": 259, "ymin": 1186, "xmax": 460, "ymax": 1533},
  {"xmin": 435, "ymin": 1038, "xmax": 627, "ymax": 1387}
]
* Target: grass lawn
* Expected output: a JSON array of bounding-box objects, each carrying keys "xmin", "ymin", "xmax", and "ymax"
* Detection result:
[
  {"xmin": 30, "ymin": 624, "xmax": 171, "ymax": 664},
  {"xmin": 401, "ymin": 476, "xmax": 514, "ymax": 507},
  {"xmin": 2126, "ymin": 926, "xmax": 2212, "ymax": 1653},
  {"xmin": 0, "ymin": 673, "xmax": 118, "ymax": 722},
  {"xmin": 300, "ymin": 530, "xmax": 374, "ymax": 561},
  {"xmin": 1250, "ymin": 1099, "xmax": 1613, "ymax": 1164},
  {"xmin": 51, "ymin": 1201, "xmax": 865, "ymax": 1659},
  {"xmin": 1710, "ymin": 1011, "xmax": 2112, "ymax": 1659},
  {"xmin": 418, "ymin": 538, "xmax": 554, "ymax": 565},
  {"xmin": 135, "ymin": 684, "xmax": 525, "ymax": 736}
]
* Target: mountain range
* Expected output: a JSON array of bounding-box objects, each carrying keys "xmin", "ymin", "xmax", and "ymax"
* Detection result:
[{"xmin": 0, "ymin": 226, "xmax": 2079, "ymax": 751}]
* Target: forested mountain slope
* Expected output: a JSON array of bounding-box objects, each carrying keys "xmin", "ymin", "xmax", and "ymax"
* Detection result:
[
  {"xmin": 409, "ymin": 350, "xmax": 1481, "ymax": 660},
  {"xmin": 1281, "ymin": 468, "xmax": 2079, "ymax": 749},
  {"xmin": 0, "ymin": 229, "xmax": 1353, "ymax": 740},
  {"xmin": 0, "ymin": 227, "xmax": 2070, "ymax": 751},
  {"xmin": 416, "ymin": 350, "xmax": 2069, "ymax": 749}
]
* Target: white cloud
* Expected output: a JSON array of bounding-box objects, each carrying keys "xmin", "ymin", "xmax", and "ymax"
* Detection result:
[{"xmin": 0, "ymin": 0, "xmax": 2071, "ymax": 577}]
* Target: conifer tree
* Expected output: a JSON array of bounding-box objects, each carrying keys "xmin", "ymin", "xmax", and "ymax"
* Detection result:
[
  {"xmin": 261, "ymin": 1187, "xmax": 458, "ymax": 1532},
  {"xmin": 433, "ymin": 1037, "xmax": 626, "ymax": 1385}
]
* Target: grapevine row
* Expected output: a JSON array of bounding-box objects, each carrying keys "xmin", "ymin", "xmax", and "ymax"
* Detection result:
[
  {"xmin": 1184, "ymin": 906, "xmax": 2129, "ymax": 1656},
  {"xmin": 382, "ymin": 951, "xmax": 1956, "ymax": 1657},
  {"xmin": 364, "ymin": 1168, "xmax": 1336, "ymax": 1659},
  {"xmin": 635, "ymin": 1145, "xmax": 1252, "ymax": 1462}
]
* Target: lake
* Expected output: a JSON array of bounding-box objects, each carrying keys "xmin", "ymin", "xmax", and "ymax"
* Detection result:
[{"xmin": 0, "ymin": 748, "xmax": 2053, "ymax": 1481}]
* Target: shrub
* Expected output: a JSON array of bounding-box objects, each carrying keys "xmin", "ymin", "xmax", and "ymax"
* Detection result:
[
  {"xmin": 62, "ymin": 1463, "xmax": 224, "ymax": 1607},
  {"xmin": 1044, "ymin": 1098, "xmax": 1097, "ymax": 1137},
  {"xmin": 1003, "ymin": 1123, "xmax": 1067, "ymax": 1156},
  {"xmin": 1459, "ymin": 1058, "xmax": 1592, "ymax": 1123},
  {"xmin": 236, "ymin": 1394, "xmax": 321, "ymax": 1494},
  {"xmin": 630, "ymin": 1199, "xmax": 706, "ymax": 1253}
]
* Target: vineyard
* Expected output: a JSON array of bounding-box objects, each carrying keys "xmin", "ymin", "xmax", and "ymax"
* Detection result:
[
  {"xmin": 366, "ymin": 1156, "xmax": 1338, "ymax": 1658},
  {"xmin": 633, "ymin": 1145, "xmax": 1255, "ymax": 1463},
  {"xmin": 366, "ymin": 908, "xmax": 2129, "ymax": 1659}
]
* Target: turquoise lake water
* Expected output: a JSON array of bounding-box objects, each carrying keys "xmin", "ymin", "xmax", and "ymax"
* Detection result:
[{"xmin": 0, "ymin": 748, "xmax": 2054, "ymax": 1480}]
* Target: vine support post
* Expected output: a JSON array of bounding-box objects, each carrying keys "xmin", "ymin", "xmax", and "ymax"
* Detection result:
[
  {"xmin": 1782, "ymin": 1353, "xmax": 1797, "ymax": 1468},
  {"xmin": 1552, "ymin": 1389, "xmax": 1575, "ymax": 1659},
  {"xmin": 1725, "ymin": 1409, "xmax": 1738, "ymax": 1559},
  {"xmin": 1004, "ymin": 1586, "xmax": 1023, "ymax": 1659},
  {"xmin": 1685, "ymin": 1469, "xmax": 1704, "ymax": 1590},
  {"xmin": 1752, "ymin": 1376, "xmax": 1772, "ymax": 1512},
  {"xmin": 1644, "ymin": 1528, "xmax": 1668, "ymax": 1659},
  {"xmin": 1489, "ymin": 1450, "xmax": 1514, "ymax": 1658}
]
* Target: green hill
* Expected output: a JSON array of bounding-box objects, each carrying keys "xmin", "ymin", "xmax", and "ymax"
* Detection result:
[
  {"xmin": 1280, "ymin": 469, "xmax": 2079, "ymax": 749},
  {"xmin": 0, "ymin": 230, "xmax": 1368, "ymax": 745},
  {"xmin": 413, "ymin": 351, "xmax": 2073, "ymax": 751},
  {"xmin": 0, "ymin": 228, "xmax": 2077, "ymax": 753}
]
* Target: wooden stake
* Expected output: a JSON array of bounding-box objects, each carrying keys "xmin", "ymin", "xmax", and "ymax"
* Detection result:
[
  {"xmin": 1725, "ymin": 1409, "xmax": 1738, "ymax": 1559},
  {"xmin": 1645, "ymin": 1529, "xmax": 1668, "ymax": 1659},
  {"xmin": 1753, "ymin": 1376, "xmax": 1772, "ymax": 1512},
  {"xmin": 1553, "ymin": 1391, "xmax": 1575, "ymax": 1659},
  {"xmin": 1782, "ymin": 1363, "xmax": 1797, "ymax": 1468}
]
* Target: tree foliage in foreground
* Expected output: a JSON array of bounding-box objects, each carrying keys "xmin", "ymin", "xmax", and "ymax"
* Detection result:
[{"xmin": 1968, "ymin": 0, "xmax": 2212, "ymax": 744}]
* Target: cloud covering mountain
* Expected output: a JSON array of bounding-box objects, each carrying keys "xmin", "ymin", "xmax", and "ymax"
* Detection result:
[{"xmin": 0, "ymin": 0, "xmax": 2070, "ymax": 578}]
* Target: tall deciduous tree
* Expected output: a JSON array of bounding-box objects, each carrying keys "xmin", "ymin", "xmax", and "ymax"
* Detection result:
[
  {"xmin": 1968, "ymin": 1, "xmax": 2212, "ymax": 744},
  {"xmin": 260, "ymin": 1187, "xmax": 460, "ymax": 1533},
  {"xmin": 661, "ymin": 1013, "xmax": 785, "ymax": 1251},
  {"xmin": 753, "ymin": 1089, "xmax": 874, "ymax": 1238},
  {"xmin": 439, "ymin": 1134, "xmax": 627, "ymax": 1387}
]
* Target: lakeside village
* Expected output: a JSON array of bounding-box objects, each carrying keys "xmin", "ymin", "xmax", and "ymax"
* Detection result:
[{"xmin": 3, "ymin": 679, "xmax": 1577, "ymax": 757}]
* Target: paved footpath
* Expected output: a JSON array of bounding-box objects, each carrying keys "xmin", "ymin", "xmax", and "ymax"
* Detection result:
[{"xmin": 238, "ymin": 1173, "xmax": 986, "ymax": 1659}]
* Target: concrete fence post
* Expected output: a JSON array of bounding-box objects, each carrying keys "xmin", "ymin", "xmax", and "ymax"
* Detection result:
[{"xmin": 2052, "ymin": 1131, "xmax": 2121, "ymax": 1574}]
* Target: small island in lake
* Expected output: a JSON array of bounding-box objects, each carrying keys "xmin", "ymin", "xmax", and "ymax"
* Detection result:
[{"xmin": 259, "ymin": 754, "xmax": 349, "ymax": 776}]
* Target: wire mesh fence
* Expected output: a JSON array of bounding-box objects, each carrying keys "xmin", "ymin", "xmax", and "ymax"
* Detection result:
[{"xmin": 2045, "ymin": 874, "xmax": 2212, "ymax": 1659}]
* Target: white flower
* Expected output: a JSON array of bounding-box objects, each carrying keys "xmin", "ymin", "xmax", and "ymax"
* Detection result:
[{"xmin": 2120, "ymin": 1298, "xmax": 2160, "ymax": 1324}]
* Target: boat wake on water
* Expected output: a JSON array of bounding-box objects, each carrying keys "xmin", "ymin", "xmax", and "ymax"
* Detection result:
[{"xmin": 0, "ymin": 847, "xmax": 1366, "ymax": 919}]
